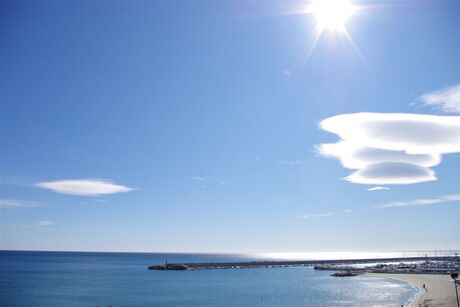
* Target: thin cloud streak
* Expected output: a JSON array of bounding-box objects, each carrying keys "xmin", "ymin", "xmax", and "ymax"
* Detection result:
[
  {"xmin": 299, "ymin": 208, "xmax": 352, "ymax": 219},
  {"xmin": 299, "ymin": 212, "xmax": 335, "ymax": 219},
  {"xmin": 0, "ymin": 176, "xmax": 36, "ymax": 187},
  {"xmin": 367, "ymin": 186, "xmax": 389, "ymax": 191},
  {"xmin": 0, "ymin": 199, "xmax": 42, "ymax": 208},
  {"xmin": 279, "ymin": 160, "xmax": 303, "ymax": 166},
  {"xmin": 190, "ymin": 176, "xmax": 205, "ymax": 182},
  {"xmin": 190, "ymin": 177, "xmax": 229, "ymax": 185},
  {"xmin": 376, "ymin": 194, "xmax": 460, "ymax": 208},
  {"xmin": 36, "ymin": 220, "xmax": 55, "ymax": 226}
]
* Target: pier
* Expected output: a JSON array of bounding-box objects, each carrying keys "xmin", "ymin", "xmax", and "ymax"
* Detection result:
[{"xmin": 148, "ymin": 255, "xmax": 459, "ymax": 271}]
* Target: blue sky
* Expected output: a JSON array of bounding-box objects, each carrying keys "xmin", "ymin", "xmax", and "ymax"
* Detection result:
[{"xmin": 1, "ymin": 0, "xmax": 459, "ymax": 253}]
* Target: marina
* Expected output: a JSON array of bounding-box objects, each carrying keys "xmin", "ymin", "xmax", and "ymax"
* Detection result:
[{"xmin": 148, "ymin": 255, "xmax": 460, "ymax": 272}]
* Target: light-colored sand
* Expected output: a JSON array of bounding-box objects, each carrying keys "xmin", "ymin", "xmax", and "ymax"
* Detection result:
[{"xmin": 368, "ymin": 273, "xmax": 458, "ymax": 307}]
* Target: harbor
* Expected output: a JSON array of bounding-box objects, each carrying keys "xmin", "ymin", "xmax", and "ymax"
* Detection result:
[{"xmin": 148, "ymin": 255, "xmax": 460, "ymax": 272}]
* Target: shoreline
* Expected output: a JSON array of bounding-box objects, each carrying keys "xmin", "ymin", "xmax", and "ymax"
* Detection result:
[{"xmin": 367, "ymin": 273, "xmax": 457, "ymax": 307}]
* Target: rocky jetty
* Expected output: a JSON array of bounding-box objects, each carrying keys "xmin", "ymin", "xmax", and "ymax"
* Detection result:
[
  {"xmin": 147, "ymin": 256, "xmax": 459, "ymax": 271},
  {"xmin": 148, "ymin": 263, "xmax": 188, "ymax": 271}
]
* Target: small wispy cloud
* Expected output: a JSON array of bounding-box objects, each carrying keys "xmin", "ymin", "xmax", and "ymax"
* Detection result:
[
  {"xmin": 418, "ymin": 84, "xmax": 460, "ymax": 113},
  {"xmin": 299, "ymin": 208, "xmax": 354, "ymax": 219},
  {"xmin": 36, "ymin": 220, "xmax": 55, "ymax": 226},
  {"xmin": 376, "ymin": 194, "xmax": 460, "ymax": 208},
  {"xmin": 190, "ymin": 176, "xmax": 205, "ymax": 182},
  {"xmin": 190, "ymin": 177, "xmax": 229, "ymax": 185},
  {"xmin": 0, "ymin": 176, "xmax": 34, "ymax": 187},
  {"xmin": 279, "ymin": 160, "xmax": 303, "ymax": 166},
  {"xmin": 35, "ymin": 179, "xmax": 135, "ymax": 196},
  {"xmin": 210, "ymin": 178, "xmax": 230, "ymax": 185},
  {"xmin": 299, "ymin": 212, "xmax": 335, "ymax": 219},
  {"xmin": 367, "ymin": 186, "xmax": 389, "ymax": 191},
  {"xmin": 0, "ymin": 199, "xmax": 42, "ymax": 208},
  {"xmin": 282, "ymin": 69, "xmax": 292, "ymax": 77}
]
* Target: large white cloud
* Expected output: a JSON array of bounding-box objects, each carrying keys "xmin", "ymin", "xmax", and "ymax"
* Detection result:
[
  {"xmin": 318, "ymin": 113, "xmax": 460, "ymax": 185},
  {"xmin": 419, "ymin": 84, "xmax": 460, "ymax": 114},
  {"xmin": 36, "ymin": 179, "xmax": 135, "ymax": 196},
  {"xmin": 320, "ymin": 113, "xmax": 460, "ymax": 154}
]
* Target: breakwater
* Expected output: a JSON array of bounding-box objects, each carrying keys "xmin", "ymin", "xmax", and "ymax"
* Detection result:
[{"xmin": 148, "ymin": 256, "xmax": 458, "ymax": 270}]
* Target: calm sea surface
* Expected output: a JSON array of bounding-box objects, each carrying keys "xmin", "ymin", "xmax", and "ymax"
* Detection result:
[{"xmin": 0, "ymin": 251, "xmax": 417, "ymax": 307}]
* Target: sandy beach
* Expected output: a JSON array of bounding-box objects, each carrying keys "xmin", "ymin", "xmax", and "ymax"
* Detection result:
[{"xmin": 368, "ymin": 273, "xmax": 458, "ymax": 307}]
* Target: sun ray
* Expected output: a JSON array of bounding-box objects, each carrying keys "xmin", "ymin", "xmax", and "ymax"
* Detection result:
[
  {"xmin": 301, "ymin": 25, "xmax": 325, "ymax": 66},
  {"xmin": 342, "ymin": 28, "xmax": 375, "ymax": 77},
  {"xmin": 295, "ymin": 0, "xmax": 375, "ymax": 76},
  {"xmin": 252, "ymin": 0, "xmax": 374, "ymax": 75}
]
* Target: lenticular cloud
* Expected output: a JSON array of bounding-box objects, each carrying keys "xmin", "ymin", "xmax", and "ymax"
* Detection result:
[
  {"xmin": 36, "ymin": 179, "xmax": 135, "ymax": 196},
  {"xmin": 318, "ymin": 113, "xmax": 460, "ymax": 185}
]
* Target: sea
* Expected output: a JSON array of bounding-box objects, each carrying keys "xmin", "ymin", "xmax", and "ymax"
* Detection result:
[{"xmin": 0, "ymin": 251, "xmax": 418, "ymax": 307}]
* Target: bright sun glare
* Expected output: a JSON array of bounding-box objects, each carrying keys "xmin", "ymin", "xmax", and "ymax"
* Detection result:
[{"xmin": 309, "ymin": 0, "xmax": 356, "ymax": 31}]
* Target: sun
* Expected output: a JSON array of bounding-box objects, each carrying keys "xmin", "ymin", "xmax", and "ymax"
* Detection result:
[
  {"xmin": 300, "ymin": 0, "xmax": 370, "ymax": 71},
  {"xmin": 308, "ymin": 0, "xmax": 356, "ymax": 32}
]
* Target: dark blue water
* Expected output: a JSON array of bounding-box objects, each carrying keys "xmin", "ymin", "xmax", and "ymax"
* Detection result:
[{"xmin": 0, "ymin": 251, "xmax": 417, "ymax": 306}]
